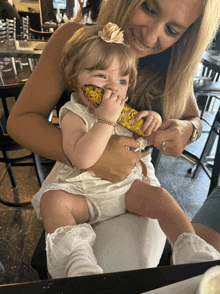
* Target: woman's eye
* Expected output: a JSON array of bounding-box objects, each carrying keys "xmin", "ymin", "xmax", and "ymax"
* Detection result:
[
  {"xmin": 166, "ymin": 26, "xmax": 179, "ymax": 37},
  {"xmin": 141, "ymin": 2, "xmax": 155, "ymax": 14}
]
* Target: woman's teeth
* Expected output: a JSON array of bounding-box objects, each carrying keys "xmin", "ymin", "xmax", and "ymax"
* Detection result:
[{"xmin": 133, "ymin": 35, "xmax": 149, "ymax": 49}]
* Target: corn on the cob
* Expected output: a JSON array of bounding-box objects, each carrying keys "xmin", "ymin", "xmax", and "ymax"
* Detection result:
[{"xmin": 81, "ymin": 84, "xmax": 145, "ymax": 137}]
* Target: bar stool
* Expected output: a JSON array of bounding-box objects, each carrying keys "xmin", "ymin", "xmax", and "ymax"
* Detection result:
[
  {"xmin": 21, "ymin": 16, "xmax": 29, "ymax": 40},
  {"xmin": 208, "ymin": 125, "xmax": 220, "ymax": 195},
  {"xmin": 184, "ymin": 104, "xmax": 220, "ymax": 181},
  {"xmin": 0, "ymin": 18, "xmax": 24, "ymax": 78},
  {"xmin": 194, "ymin": 59, "xmax": 220, "ymax": 116},
  {"xmin": 183, "ymin": 58, "xmax": 220, "ymax": 179},
  {"xmin": 0, "ymin": 19, "xmax": 17, "ymax": 82}
]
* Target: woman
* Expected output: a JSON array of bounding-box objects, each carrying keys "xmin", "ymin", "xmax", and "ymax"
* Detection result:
[{"xmin": 7, "ymin": 0, "xmax": 220, "ymax": 267}]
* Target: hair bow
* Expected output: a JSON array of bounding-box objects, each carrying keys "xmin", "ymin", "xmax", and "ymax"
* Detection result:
[{"xmin": 98, "ymin": 22, "xmax": 124, "ymax": 44}]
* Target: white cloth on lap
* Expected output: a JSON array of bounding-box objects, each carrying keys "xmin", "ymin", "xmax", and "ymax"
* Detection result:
[
  {"xmin": 93, "ymin": 213, "xmax": 166, "ymax": 273},
  {"xmin": 92, "ymin": 152, "xmax": 166, "ymax": 273}
]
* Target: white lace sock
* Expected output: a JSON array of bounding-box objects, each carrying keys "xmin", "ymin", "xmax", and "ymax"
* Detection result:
[
  {"xmin": 173, "ymin": 232, "xmax": 220, "ymax": 265},
  {"xmin": 46, "ymin": 223, "xmax": 103, "ymax": 278}
]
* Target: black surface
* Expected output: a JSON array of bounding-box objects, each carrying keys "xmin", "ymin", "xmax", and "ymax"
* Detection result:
[{"xmin": 1, "ymin": 260, "xmax": 220, "ymax": 294}]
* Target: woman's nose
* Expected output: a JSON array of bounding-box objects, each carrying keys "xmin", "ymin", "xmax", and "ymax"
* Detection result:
[{"xmin": 143, "ymin": 22, "xmax": 162, "ymax": 47}]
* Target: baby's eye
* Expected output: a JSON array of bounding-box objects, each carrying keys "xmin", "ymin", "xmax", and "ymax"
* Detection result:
[
  {"xmin": 118, "ymin": 80, "xmax": 126, "ymax": 85},
  {"xmin": 98, "ymin": 74, "xmax": 106, "ymax": 79}
]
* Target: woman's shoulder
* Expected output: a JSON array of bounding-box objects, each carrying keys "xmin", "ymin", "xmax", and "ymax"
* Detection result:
[
  {"xmin": 57, "ymin": 21, "xmax": 84, "ymax": 34},
  {"xmin": 52, "ymin": 22, "xmax": 84, "ymax": 44}
]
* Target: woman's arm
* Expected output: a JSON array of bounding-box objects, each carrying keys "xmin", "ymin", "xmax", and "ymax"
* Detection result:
[
  {"xmin": 89, "ymin": 136, "xmax": 147, "ymax": 182},
  {"xmin": 146, "ymin": 90, "xmax": 202, "ymax": 157},
  {"xmin": 7, "ymin": 22, "xmax": 83, "ymax": 164}
]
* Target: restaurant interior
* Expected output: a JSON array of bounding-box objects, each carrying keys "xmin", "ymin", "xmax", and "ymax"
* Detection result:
[{"xmin": 0, "ymin": 0, "xmax": 220, "ymax": 292}]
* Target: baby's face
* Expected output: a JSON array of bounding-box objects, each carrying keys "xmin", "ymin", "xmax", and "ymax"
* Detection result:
[{"xmin": 77, "ymin": 58, "xmax": 129, "ymax": 108}]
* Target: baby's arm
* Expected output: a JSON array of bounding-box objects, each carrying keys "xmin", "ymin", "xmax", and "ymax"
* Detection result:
[
  {"xmin": 136, "ymin": 111, "xmax": 162, "ymax": 136},
  {"xmin": 61, "ymin": 93, "xmax": 124, "ymax": 169}
]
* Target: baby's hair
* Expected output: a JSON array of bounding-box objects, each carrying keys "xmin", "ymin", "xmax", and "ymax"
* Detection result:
[{"xmin": 60, "ymin": 25, "xmax": 137, "ymax": 97}]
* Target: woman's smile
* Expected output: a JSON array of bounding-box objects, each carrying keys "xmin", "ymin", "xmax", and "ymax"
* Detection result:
[
  {"xmin": 125, "ymin": 26, "xmax": 159, "ymax": 58},
  {"xmin": 131, "ymin": 29, "xmax": 150, "ymax": 50},
  {"xmin": 126, "ymin": 0, "xmax": 203, "ymax": 58}
]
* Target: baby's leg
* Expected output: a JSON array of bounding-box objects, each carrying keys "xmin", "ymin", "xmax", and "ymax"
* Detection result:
[
  {"xmin": 40, "ymin": 190, "xmax": 90, "ymax": 233},
  {"xmin": 125, "ymin": 180, "xmax": 195, "ymax": 245},
  {"xmin": 125, "ymin": 181, "xmax": 220, "ymax": 265},
  {"xmin": 40, "ymin": 190, "xmax": 103, "ymax": 278}
]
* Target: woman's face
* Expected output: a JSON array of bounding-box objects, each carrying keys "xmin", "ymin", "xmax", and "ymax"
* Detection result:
[{"xmin": 125, "ymin": 0, "xmax": 203, "ymax": 58}]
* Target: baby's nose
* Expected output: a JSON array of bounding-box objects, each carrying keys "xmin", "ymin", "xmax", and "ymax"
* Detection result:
[{"xmin": 105, "ymin": 81, "xmax": 119, "ymax": 92}]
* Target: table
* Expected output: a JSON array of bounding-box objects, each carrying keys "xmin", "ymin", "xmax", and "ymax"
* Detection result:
[
  {"xmin": 0, "ymin": 40, "xmax": 46, "ymax": 78},
  {"xmin": 0, "ymin": 260, "xmax": 219, "ymax": 294},
  {"xmin": 0, "ymin": 40, "xmax": 47, "ymax": 58}
]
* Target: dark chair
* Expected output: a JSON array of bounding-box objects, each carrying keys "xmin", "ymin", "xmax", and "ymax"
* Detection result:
[
  {"xmin": 5, "ymin": 18, "xmax": 16, "ymax": 40},
  {"xmin": 0, "ymin": 18, "xmax": 22, "ymax": 78},
  {"xmin": 21, "ymin": 16, "xmax": 29, "ymax": 40},
  {"xmin": 194, "ymin": 59, "xmax": 220, "ymax": 116},
  {"xmin": 29, "ymin": 28, "xmax": 53, "ymax": 40},
  {"xmin": 206, "ymin": 109, "xmax": 220, "ymax": 196},
  {"xmin": 0, "ymin": 83, "xmax": 45, "ymax": 207},
  {"xmin": 31, "ymin": 229, "xmax": 48, "ymax": 280},
  {"xmin": 186, "ymin": 104, "xmax": 220, "ymax": 181},
  {"xmin": 183, "ymin": 58, "xmax": 220, "ymax": 179}
]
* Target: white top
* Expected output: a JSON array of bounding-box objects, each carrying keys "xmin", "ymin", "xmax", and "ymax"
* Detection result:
[{"xmin": 32, "ymin": 93, "xmax": 150, "ymax": 219}]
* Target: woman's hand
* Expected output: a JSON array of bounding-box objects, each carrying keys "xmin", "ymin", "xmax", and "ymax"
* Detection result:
[
  {"xmin": 88, "ymin": 135, "xmax": 148, "ymax": 183},
  {"xmin": 146, "ymin": 119, "xmax": 199, "ymax": 157}
]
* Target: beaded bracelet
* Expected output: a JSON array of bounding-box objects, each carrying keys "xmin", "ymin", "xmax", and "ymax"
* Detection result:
[{"xmin": 96, "ymin": 118, "xmax": 117, "ymax": 127}]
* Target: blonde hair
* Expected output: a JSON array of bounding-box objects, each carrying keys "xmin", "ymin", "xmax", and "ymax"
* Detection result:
[
  {"xmin": 98, "ymin": 0, "xmax": 220, "ymax": 119},
  {"xmin": 60, "ymin": 25, "xmax": 137, "ymax": 97}
]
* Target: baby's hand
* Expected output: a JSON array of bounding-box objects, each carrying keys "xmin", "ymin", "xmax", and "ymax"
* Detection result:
[
  {"xmin": 95, "ymin": 89, "xmax": 125, "ymax": 123},
  {"xmin": 136, "ymin": 110, "xmax": 162, "ymax": 136}
]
